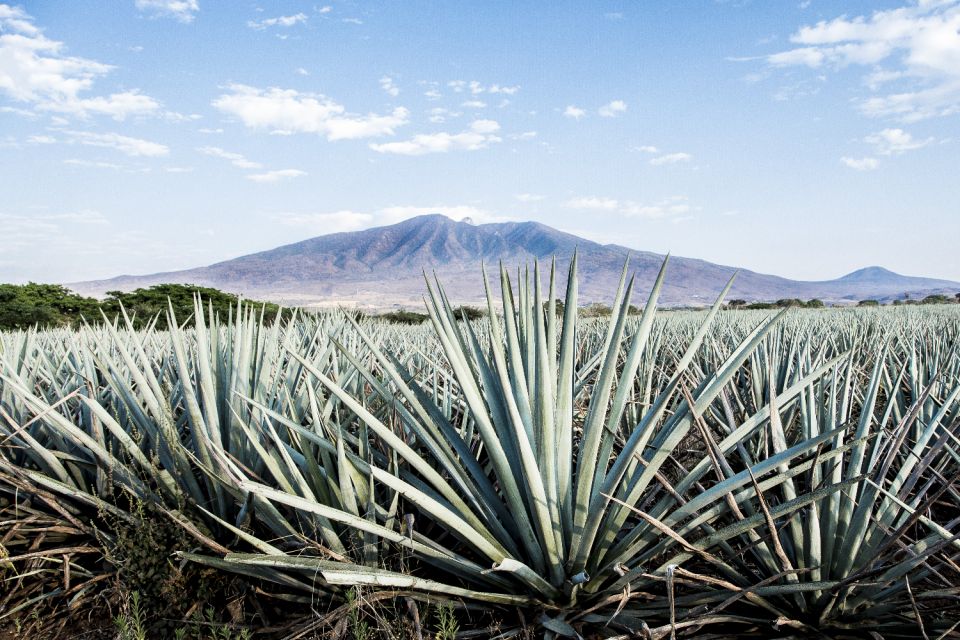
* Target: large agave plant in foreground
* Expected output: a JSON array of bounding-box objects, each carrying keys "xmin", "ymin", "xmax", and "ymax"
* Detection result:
[{"xmin": 193, "ymin": 256, "xmax": 862, "ymax": 636}]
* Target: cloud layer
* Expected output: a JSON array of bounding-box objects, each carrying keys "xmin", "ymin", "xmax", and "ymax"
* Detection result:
[
  {"xmin": 0, "ymin": 5, "xmax": 161, "ymax": 119},
  {"xmin": 765, "ymin": 1, "xmax": 960, "ymax": 122},
  {"xmin": 135, "ymin": 0, "xmax": 199, "ymax": 23},
  {"xmin": 369, "ymin": 119, "xmax": 501, "ymax": 155},
  {"xmin": 212, "ymin": 84, "xmax": 409, "ymax": 139}
]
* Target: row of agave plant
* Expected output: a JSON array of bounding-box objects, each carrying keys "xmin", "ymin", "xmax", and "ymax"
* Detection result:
[{"xmin": 1, "ymin": 256, "xmax": 959, "ymax": 638}]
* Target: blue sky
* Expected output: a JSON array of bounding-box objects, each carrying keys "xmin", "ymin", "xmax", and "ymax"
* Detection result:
[{"xmin": 2, "ymin": 0, "xmax": 959, "ymax": 284}]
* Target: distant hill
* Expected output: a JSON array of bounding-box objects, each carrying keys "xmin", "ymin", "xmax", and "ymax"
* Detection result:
[{"xmin": 70, "ymin": 214, "xmax": 960, "ymax": 308}]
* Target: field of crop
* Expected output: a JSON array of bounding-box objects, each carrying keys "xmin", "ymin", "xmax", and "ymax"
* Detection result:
[{"xmin": 2, "ymin": 257, "xmax": 959, "ymax": 639}]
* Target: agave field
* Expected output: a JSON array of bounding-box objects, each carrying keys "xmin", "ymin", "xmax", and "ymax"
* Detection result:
[{"xmin": 1, "ymin": 256, "xmax": 959, "ymax": 639}]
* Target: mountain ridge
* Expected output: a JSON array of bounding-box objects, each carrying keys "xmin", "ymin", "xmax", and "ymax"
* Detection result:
[{"xmin": 69, "ymin": 215, "xmax": 960, "ymax": 308}]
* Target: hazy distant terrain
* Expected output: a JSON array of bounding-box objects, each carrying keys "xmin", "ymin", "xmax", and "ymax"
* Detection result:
[{"xmin": 71, "ymin": 214, "xmax": 960, "ymax": 309}]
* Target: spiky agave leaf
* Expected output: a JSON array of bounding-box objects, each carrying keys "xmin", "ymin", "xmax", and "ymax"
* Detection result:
[{"xmin": 207, "ymin": 256, "xmax": 868, "ymax": 633}]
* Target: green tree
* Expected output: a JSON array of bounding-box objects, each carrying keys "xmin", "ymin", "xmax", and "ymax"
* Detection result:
[
  {"xmin": 0, "ymin": 282, "xmax": 282, "ymax": 331},
  {"xmin": 100, "ymin": 284, "xmax": 283, "ymax": 330},
  {"xmin": 581, "ymin": 303, "xmax": 613, "ymax": 317},
  {"xmin": 775, "ymin": 298, "xmax": 805, "ymax": 308},
  {"xmin": 378, "ymin": 309, "xmax": 429, "ymax": 324},
  {"xmin": 452, "ymin": 305, "xmax": 485, "ymax": 321},
  {"xmin": 0, "ymin": 283, "xmax": 100, "ymax": 330}
]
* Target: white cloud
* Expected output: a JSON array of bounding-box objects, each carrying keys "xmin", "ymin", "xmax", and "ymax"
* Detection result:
[
  {"xmin": 649, "ymin": 152, "xmax": 693, "ymax": 165},
  {"xmin": 620, "ymin": 196, "xmax": 693, "ymax": 219},
  {"xmin": 317, "ymin": 6, "xmax": 333, "ymax": 14},
  {"xmin": 69, "ymin": 92, "xmax": 159, "ymax": 119},
  {"xmin": 635, "ymin": 145, "xmax": 659, "ymax": 153},
  {"xmin": 1, "ymin": 105, "xmax": 36, "ymax": 117},
  {"xmin": 273, "ymin": 210, "xmax": 374, "ymax": 234},
  {"xmin": 445, "ymin": 80, "xmax": 519, "ymax": 96},
  {"xmin": 296, "ymin": 67, "xmax": 310, "ymax": 76},
  {"xmin": 247, "ymin": 169, "xmax": 307, "ymax": 183},
  {"xmin": 0, "ymin": 5, "xmax": 38, "ymax": 35},
  {"xmin": 274, "ymin": 205, "xmax": 506, "ymax": 233},
  {"xmin": 865, "ymin": 127, "xmax": 934, "ymax": 154},
  {"xmin": 864, "ymin": 69, "xmax": 904, "ymax": 90},
  {"xmin": 342, "ymin": 18, "xmax": 363, "ymax": 25},
  {"xmin": 46, "ymin": 210, "xmax": 109, "ymax": 224},
  {"xmin": 27, "ymin": 131, "xmax": 170, "ymax": 158},
  {"xmin": 598, "ymin": 99, "xmax": 627, "ymax": 117},
  {"xmin": 564, "ymin": 196, "xmax": 619, "ymax": 210},
  {"xmin": 248, "ymin": 13, "xmax": 307, "ymax": 30},
  {"xmin": 134, "ymin": 0, "xmax": 199, "ymax": 23},
  {"xmin": 369, "ymin": 119, "xmax": 501, "ymax": 155},
  {"xmin": 0, "ymin": 7, "xmax": 162, "ymax": 120},
  {"xmin": 763, "ymin": 1, "xmax": 960, "ymax": 122},
  {"xmin": 0, "ymin": 213, "xmax": 58, "ymax": 244},
  {"xmin": 470, "ymin": 119, "xmax": 500, "ymax": 134},
  {"xmin": 461, "ymin": 99, "xmax": 486, "ymax": 108},
  {"xmin": 64, "ymin": 158, "xmax": 124, "ymax": 170},
  {"xmin": 162, "ymin": 110, "xmax": 201, "ymax": 123},
  {"xmin": 427, "ymin": 107, "xmax": 461, "ymax": 123},
  {"xmin": 197, "ymin": 146, "xmax": 261, "ymax": 169},
  {"xmin": 212, "ymin": 84, "xmax": 409, "ymax": 140},
  {"xmin": 424, "ymin": 88, "xmax": 442, "ymax": 100},
  {"xmin": 379, "ymin": 75, "xmax": 399, "ymax": 97},
  {"xmin": 563, "ymin": 105, "xmax": 586, "ymax": 119},
  {"xmin": 841, "ymin": 156, "xmax": 880, "ymax": 170},
  {"xmin": 516, "ymin": 193, "xmax": 545, "ymax": 202},
  {"xmin": 772, "ymin": 78, "xmax": 823, "ymax": 102},
  {"xmin": 767, "ymin": 47, "xmax": 828, "ymax": 68},
  {"xmin": 0, "ymin": 210, "xmax": 108, "ymax": 246},
  {"xmin": 510, "ymin": 131, "xmax": 538, "ymax": 140},
  {"xmin": 68, "ymin": 131, "xmax": 169, "ymax": 156},
  {"xmin": 564, "ymin": 194, "xmax": 696, "ymax": 219}
]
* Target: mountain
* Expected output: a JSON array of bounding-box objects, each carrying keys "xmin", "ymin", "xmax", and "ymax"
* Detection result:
[{"xmin": 70, "ymin": 214, "xmax": 960, "ymax": 308}]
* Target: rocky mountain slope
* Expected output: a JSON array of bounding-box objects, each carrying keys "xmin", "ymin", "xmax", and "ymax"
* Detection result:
[{"xmin": 71, "ymin": 215, "xmax": 960, "ymax": 308}]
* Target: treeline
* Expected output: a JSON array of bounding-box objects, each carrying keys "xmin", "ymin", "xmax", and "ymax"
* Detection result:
[
  {"xmin": 729, "ymin": 294, "xmax": 960, "ymax": 310},
  {"xmin": 4, "ymin": 283, "xmax": 958, "ymax": 332},
  {"xmin": 377, "ymin": 306, "xmax": 485, "ymax": 325},
  {"xmin": 0, "ymin": 282, "xmax": 284, "ymax": 331},
  {"xmin": 373, "ymin": 294, "xmax": 960, "ymax": 325},
  {"xmin": 728, "ymin": 298, "xmax": 826, "ymax": 310}
]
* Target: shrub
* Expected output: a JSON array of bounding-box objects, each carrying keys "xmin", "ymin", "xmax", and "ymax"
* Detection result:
[
  {"xmin": 451, "ymin": 305, "xmax": 485, "ymax": 321},
  {"xmin": 775, "ymin": 298, "xmax": 805, "ymax": 308},
  {"xmin": 378, "ymin": 309, "xmax": 429, "ymax": 324}
]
